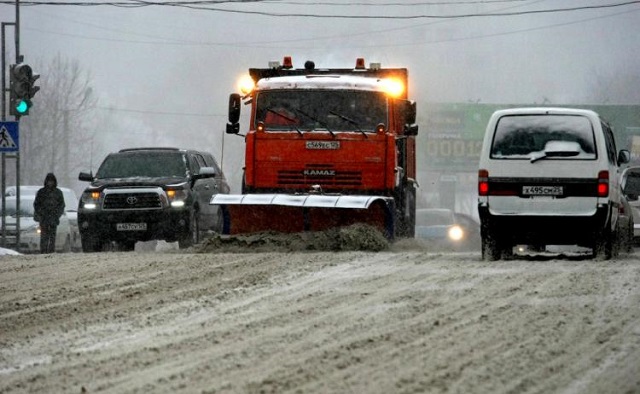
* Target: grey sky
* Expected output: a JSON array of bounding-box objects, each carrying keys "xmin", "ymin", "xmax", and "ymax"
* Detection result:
[{"xmin": 2, "ymin": 0, "xmax": 640, "ymax": 185}]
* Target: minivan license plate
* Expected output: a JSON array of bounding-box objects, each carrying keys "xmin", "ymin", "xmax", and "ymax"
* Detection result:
[
  {"xmin": 117, "ymin": 223, "xmax": 147, "ymax": 231},
  {"xmin": 522, "ymin": 186, "xmax": 563, "ymax": 196}
]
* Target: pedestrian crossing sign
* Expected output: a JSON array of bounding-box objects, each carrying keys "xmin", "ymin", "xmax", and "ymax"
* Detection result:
[{"xmin": 0, "ymin": 122, "xmax": 19, "ymax": 152}]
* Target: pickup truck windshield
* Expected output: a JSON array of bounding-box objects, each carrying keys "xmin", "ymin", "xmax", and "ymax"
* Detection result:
[
  {"xmin": 96, "ymin": 152, "xmax": 188, "ymax": 178},
  {"xmin": 491, "ymin": 114, "xmax": 596, "ymax": 160},
  {"xmin": 255, "ymin": 90, "xmax": 387, "ymax": 132}
]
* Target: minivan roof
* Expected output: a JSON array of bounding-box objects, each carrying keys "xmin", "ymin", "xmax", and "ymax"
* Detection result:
[{"xmin": 490, "ymin": 107, "xmax": 600, "ymax": 118}]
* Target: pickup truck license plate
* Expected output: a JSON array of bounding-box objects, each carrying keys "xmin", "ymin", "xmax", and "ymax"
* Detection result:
[
  {"xmin": 522, "ymin": 186, "xmax": 563, "ymax": 196},
  {"xmin": 116, "ymin": 223, "xmax": 147, "ymax": 231}
]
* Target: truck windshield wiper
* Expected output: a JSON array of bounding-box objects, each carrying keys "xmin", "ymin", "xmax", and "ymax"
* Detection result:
[
  {"xmin": 329, "ymin": 111, "xmax": 367, "ymax": 138},
  {"xmin": 265, "ymin": 108, "xmax": 302, "ymax": 135},
  {"xmin": 292, "ymin": 108, "xmax": 335, "ymax": 138}
]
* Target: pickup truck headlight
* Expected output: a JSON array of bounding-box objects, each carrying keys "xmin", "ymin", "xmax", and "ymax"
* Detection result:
[
  {"xmin": 166, "ymin": 189, "xmax": 188, "ymax": 208},
  {"xmin": 80, "ymin": 191, "xmax": 102, "ymax": 210}
]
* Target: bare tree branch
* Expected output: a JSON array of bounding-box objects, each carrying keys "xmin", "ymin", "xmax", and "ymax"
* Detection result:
[{"xmin": 17, "ymin": 54, "xmax": 98, "ymax": 190}]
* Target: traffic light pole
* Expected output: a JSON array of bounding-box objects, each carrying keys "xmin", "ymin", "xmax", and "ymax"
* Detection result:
[
  {"xmin": 1, "ymin": 0, "xmax": 22, "ymax": 251},
  {"xmin": 1, "ymin": 22, "xmax": 16, "ymax": 249}
]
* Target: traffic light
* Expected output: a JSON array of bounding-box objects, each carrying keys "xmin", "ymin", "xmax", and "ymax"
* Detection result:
[{"xmin": 9, "ymin": 63, "xmax": 40, "ymax": 117}]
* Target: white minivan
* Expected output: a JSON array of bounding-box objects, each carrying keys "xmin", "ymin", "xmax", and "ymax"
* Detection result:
[{"xmin": 478, "ymin": 107, "xmax": 630, "ymax": 260}]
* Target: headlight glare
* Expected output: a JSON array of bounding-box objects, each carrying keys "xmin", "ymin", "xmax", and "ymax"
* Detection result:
[{"xmin": 448, "ymin": 225, "xmax": 464, "ymax": 241}]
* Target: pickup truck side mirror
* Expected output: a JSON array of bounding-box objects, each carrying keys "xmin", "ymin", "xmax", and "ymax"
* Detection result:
[
  {"xmin": 78, "ymin": 172, "xmax": 93, "ymax": 182},
  {"xmin": 193, "ymin": 166, "xmax": 216, "ymax": 180}
]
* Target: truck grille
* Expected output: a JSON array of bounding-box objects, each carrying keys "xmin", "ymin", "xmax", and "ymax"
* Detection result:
[
  {"xmin": 103, "ymin": 192, "xmax": 162, "ymax": 210},
  {"xmin": 277, "ymin": 165, "xmax": 362, "ymax": 187}
]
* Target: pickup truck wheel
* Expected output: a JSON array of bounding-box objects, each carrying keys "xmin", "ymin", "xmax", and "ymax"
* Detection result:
[
  {"xmin": 117, "ymin": 241, "xmax": 136, "ymax": 252},
  {"xmin": 179, "ymin": 211, "xmax": 199, "ymax": 249},
  {"xmin": 81, "ymin": 234, "xmax": 103, "ymax": 253}
]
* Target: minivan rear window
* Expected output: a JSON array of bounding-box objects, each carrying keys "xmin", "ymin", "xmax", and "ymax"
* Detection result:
[{"xmin": 490, "ymin": 114, "xmax": 596, "ymax": 160}]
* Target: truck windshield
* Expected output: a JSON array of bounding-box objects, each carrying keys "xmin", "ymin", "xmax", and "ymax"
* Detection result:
[
  {"xmin": 96, "ymin": 152, "xmax": 188, "ymax": 178},
  {"xmin": 255, "ymin": 90, "xmax": 387, "ymax": 132},
  {"xmin": 490, "ymin": 114, "xmax": 597, "ymax": 160}
]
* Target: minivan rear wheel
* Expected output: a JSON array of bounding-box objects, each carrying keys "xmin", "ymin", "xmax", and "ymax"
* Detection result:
[
  {"xmin": 481, "ymin": 226, "xmax": 503, "ymax": 261},
  {"xmin": 593, "ymin": 226, "xmax": 616, "ymax": 260}
]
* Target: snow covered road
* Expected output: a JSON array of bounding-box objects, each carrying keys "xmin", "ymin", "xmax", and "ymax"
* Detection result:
[{"xmin": 1, "ymin": 242, "xmax": 640, "ymax": 393}]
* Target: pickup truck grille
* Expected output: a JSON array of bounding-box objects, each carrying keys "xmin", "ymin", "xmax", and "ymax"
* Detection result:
[{"xmin": 103, "ymin": 192, "xmax": 162, "ymax": 210}]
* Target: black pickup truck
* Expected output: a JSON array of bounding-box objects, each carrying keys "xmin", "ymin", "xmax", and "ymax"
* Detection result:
[{"xmin": 78, "ymin": 147, "xmax": 230, "ymax": 252}]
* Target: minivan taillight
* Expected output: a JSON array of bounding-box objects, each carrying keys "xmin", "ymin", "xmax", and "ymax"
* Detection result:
[
  {"xmin": 478, "ymin": 169, "xmax": 489, "ymax": 196},
  {"xmin": 597, "ymin": 170, "xmax": 609, "ymax": 197}
]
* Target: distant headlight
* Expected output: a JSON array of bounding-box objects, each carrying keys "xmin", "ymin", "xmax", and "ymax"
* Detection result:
[
  {"xmin": 448, "ymin": 225, "xmax": 464, "ymax": 241},
  {"xmin": 20, "ymin": 224, "xmax": 40, "ymax": 235}
]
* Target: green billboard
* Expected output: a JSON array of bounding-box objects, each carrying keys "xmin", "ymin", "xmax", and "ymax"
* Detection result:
[{"xmin": 418, "ymin": 103, "xmax": 640, "ymax": 172}]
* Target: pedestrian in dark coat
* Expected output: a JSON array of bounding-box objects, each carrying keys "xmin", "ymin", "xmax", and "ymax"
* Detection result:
[{"xmin": 33, "ymin": 173, "xmax": 65, "ymax": 253}]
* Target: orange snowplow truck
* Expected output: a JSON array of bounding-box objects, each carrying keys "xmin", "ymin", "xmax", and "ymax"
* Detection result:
[{"xmin": 211, "ymin": 57, "xmax": 419, "ymax": 239}]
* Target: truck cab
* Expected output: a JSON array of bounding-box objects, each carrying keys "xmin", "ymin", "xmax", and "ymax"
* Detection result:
[{"xmin": 215, "ymin": 57, "xmax": 418, "ymax": 238}]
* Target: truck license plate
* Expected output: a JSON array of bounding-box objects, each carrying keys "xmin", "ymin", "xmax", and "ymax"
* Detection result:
[
  {"xmin": 116, "ymin": 223, "xmax": 147, "ymax": 231},
  {"xmin": 306, "ymin": 141, "xmax": 340, "ymax": 150},
  {"xmin": 522, "ymin": 186, "xmax": 563, "ymax": 196}
]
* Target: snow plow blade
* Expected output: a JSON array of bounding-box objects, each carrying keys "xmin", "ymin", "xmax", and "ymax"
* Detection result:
[{"xmin": 210, "ymin": 194, "xmax": 395, "ymax": 239}]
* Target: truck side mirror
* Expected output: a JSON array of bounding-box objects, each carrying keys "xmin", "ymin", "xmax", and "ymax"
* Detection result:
[
  {"xmin": 405, "ymin": 100, "xmax": 417, "ymax": 125},
  {"xmin": 402, "ymin": 100, "xmax": 418, "ymax": 136},
  {"xmin": 404, "ymin": 124, "xmax": 419, "ymax": 136},
  {"xmin": 227, "ymin": 93, "xmax": 241, "ymax": 134}
]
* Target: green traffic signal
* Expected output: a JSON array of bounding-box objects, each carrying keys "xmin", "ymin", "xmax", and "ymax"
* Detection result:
[
  {"xmin": 9, "ymin": 62, "xmax": 39, "ymax": 117},
  {"xmin": 15, "ymin": 99, "xmax": 30, "ymax": 114}
]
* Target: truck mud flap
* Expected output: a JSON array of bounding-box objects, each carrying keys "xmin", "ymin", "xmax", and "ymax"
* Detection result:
[{"xmin": 210, "ymin": 194, "xmax": 395, "ymax": 239}]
